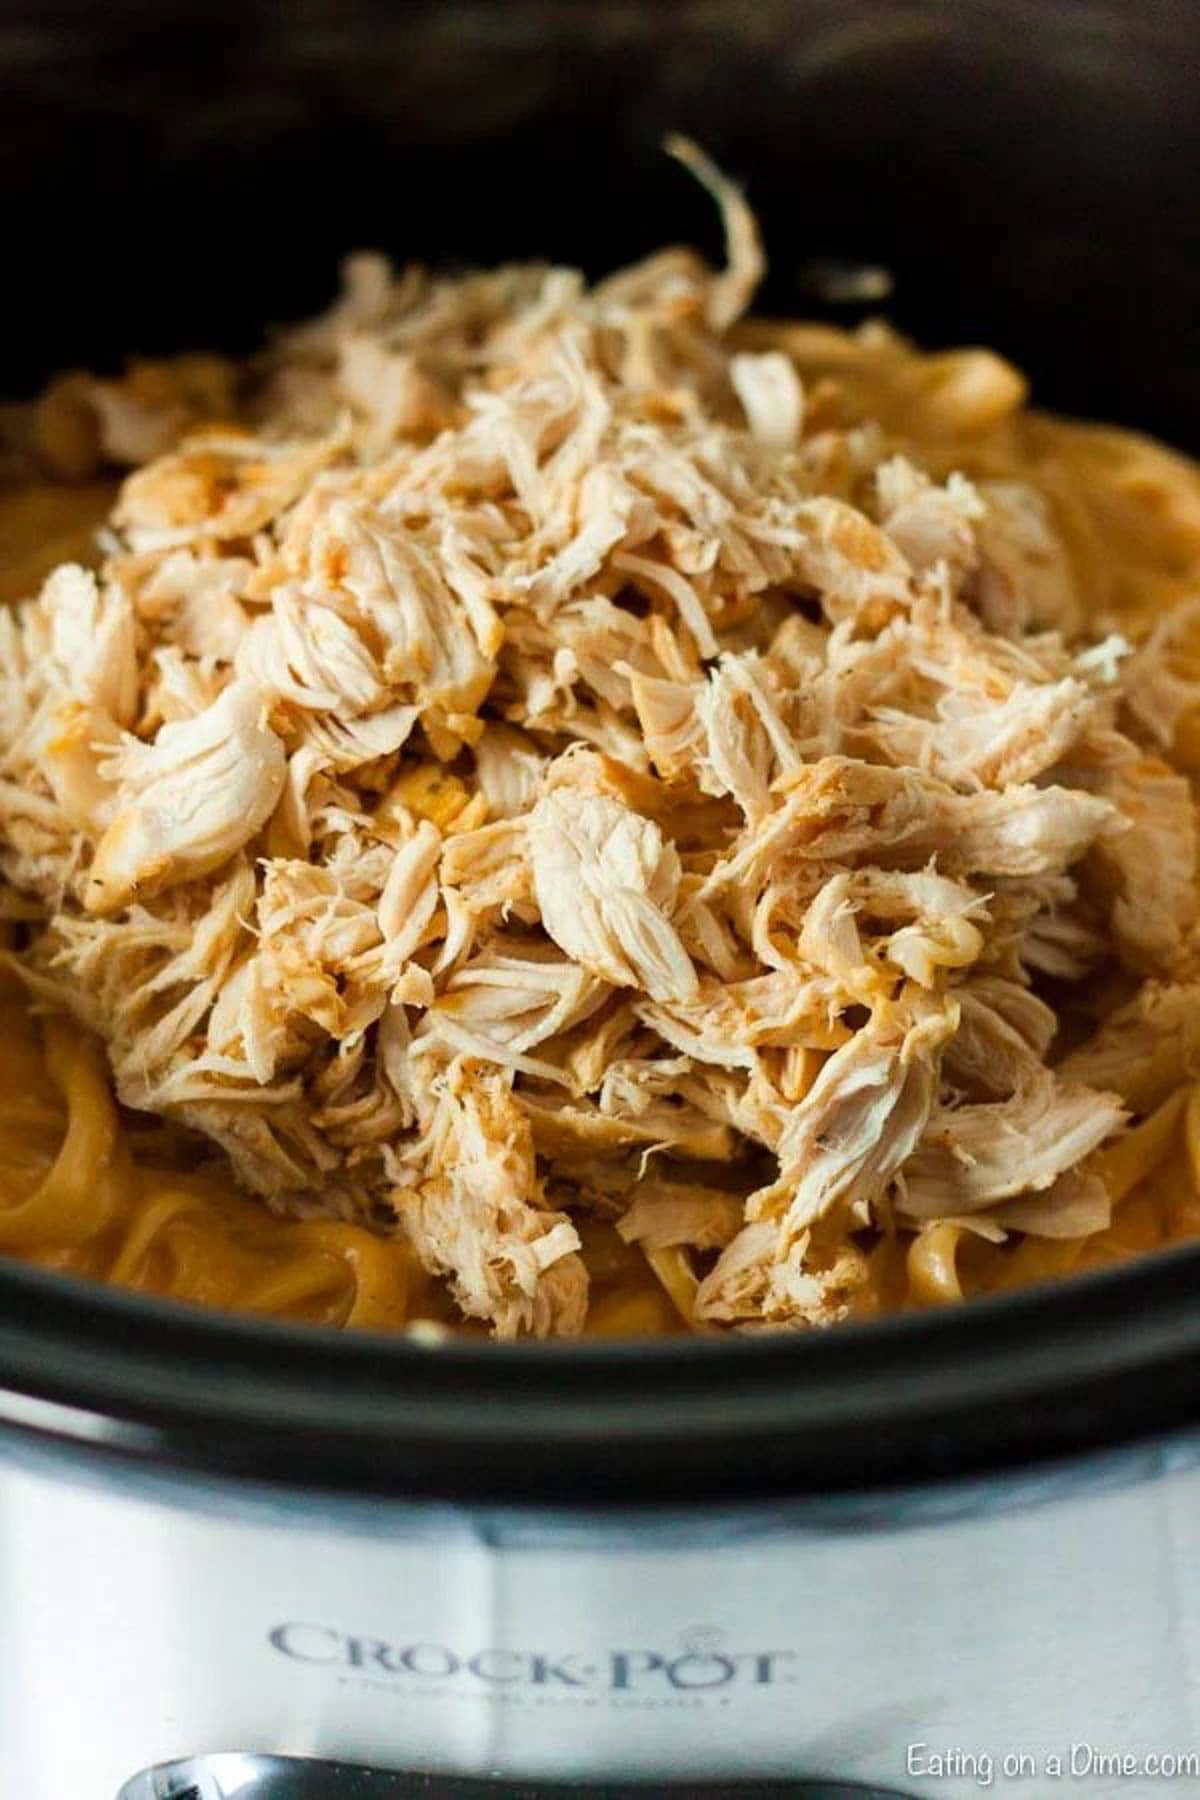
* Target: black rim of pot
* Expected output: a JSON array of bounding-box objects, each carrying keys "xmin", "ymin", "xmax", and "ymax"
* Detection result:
[{"xmin": 0, "ymin": 1240, "xmax": 1196, "ymax": 1506}]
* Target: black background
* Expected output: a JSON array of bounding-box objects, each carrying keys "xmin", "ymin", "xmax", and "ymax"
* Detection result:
[{"xmin": 2, "ymin": 0, "xmax": 1197, "ymax": 445}]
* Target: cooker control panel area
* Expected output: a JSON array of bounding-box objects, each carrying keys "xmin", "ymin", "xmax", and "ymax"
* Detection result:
[{"xmin": 116, "ymin": 1754, "xmax": 912, "ymax": 1799}]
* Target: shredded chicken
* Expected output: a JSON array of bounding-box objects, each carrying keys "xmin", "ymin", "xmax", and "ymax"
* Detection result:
[{"xmin": 3, "ymin": 139, "xmax": 1195, "ymax": 1336}]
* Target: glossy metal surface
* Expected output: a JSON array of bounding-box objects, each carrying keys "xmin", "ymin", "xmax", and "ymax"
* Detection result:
[{"xmin": 3, "ymin": 1428, "xmax": 1198, "ymax": 1800}]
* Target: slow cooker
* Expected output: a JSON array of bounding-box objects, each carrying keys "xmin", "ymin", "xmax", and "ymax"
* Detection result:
[{"xmin": 2, "ymin": 3, "xmax": 1199, "ymax": 1796}]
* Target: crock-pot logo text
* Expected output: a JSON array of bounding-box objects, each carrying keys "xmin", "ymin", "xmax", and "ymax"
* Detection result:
[{"xmin": 269, "ymin": 1622, "xmax": 796, "ymax": 1693}]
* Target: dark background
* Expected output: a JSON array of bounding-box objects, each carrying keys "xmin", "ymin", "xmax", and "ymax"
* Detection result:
[{"xmin": 2, "ymin": 0, "xmax": 1197, "ymax": 445}]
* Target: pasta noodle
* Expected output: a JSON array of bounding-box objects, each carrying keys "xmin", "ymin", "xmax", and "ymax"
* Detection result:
[
  {"xmin": 0, "ymin": 974, "xmax": 425, "ymax": 1330},
  {"xmin": 2, "ymin": 957, "xmax": 1198, "ymax": 1335},
  {"xmin": 3, "ymin": 170, "xmax": 1200, "ymax": 1337},
  {"xmin": 0, "ymin": 968, "xmax": 689, "ymax": 1334}
]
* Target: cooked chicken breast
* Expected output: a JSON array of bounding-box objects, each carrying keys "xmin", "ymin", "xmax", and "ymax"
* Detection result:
[{"xmin": 4, "ymin": 139, "xmax": 1199, "ymax": 1335}]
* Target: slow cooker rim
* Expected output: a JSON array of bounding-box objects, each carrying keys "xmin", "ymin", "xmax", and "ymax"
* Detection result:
[{"xmin": 0, "ymin": 1239, "xmax": 1197, "ymax": 1503}]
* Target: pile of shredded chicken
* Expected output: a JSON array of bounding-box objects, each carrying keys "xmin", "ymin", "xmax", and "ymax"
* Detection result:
[{"xmin": 4, "ymin": 140, "xmax": 1200, "ymax": 1336}]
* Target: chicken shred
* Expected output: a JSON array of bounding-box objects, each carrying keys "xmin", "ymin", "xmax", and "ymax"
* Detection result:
[{"xmin": 4, "ymin": 139, "xmax": 1197, "ymax": 1337}]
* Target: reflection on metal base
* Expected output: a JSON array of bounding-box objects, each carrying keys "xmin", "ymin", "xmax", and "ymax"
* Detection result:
[{"xmin": 116, "ymin": 1752, "xmax": 913, "ymax": 1799}]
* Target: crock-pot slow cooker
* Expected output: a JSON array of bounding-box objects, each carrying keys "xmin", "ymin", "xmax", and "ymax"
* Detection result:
[{"xmin": 2, "ymin": 4, "xmax": 1199, "ymax": 1797}]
